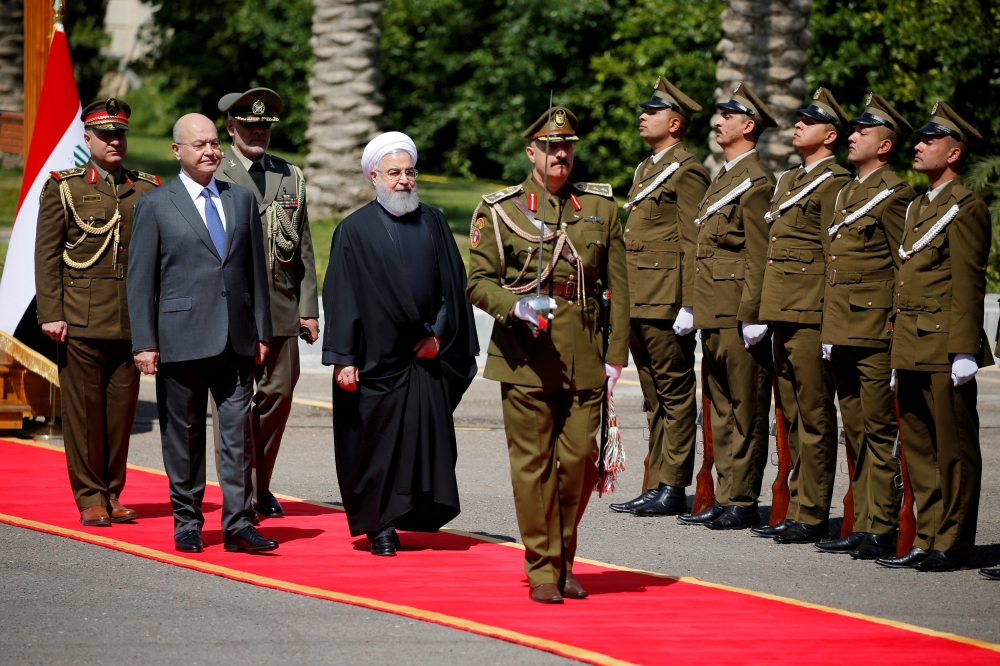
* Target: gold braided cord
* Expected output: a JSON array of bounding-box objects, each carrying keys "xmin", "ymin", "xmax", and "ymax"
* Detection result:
[
  {"xmin": 0, "ymin": 330, "xmax": 59, "ymax": 387},
  {"xmin": 264, "ymin": 164, "xmax": 305, "ymax": 271},
  {"xmin": 59, "ymin": 179, "xmax": 119, "ymax": 233},
  {"xmin": 58, "ymin": 179, "xmax": 121, "ymax": 270}
]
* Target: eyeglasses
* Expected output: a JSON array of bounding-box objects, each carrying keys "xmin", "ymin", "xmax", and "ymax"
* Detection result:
[
  {"xmin": 176, "ymin": 140, "xmax": 222, "ymax": 151},
  {"xmin": 378, "ymin": 168, "xmax": 418, "ymax": 181}
]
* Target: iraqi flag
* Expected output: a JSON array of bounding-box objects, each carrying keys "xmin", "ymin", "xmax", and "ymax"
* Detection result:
[{"xmin": 0, "ymin": 23, "xmax": 89, "ymax": 345}]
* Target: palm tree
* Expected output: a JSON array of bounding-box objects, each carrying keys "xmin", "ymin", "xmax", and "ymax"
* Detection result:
[
  {"xmin": 966, "ymin": 155, "xmax": 1000, "ymax": 288},
  {"xmin": 305, "ymin": 0, "xmax": 385, "ymax": 217}
]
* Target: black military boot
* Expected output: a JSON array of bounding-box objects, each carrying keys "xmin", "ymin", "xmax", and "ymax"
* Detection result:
[
  {"xmin": 706, "ymin": 505, "xmax": 760, "ymax": 530},
  {"xmin": 850, "ymin": 533, "xmax": 895, "ymax": 560},
  {"xmin": 750, "ymin": 519, "xmax": 795, "ymax": 539},
  {"xmin": 915, "ymin": 550, "xmax": 970, "ymax": 572},
  {"xmin": 979, "ymin": 568, "xmax": 1000, "ymax": 581},
  {"xmin": 609, "ymin": 486, "xmax": 661, "ymax": 514},
  {"xmin": 876, "ymin": 547, "xmax": 928, "ymax": 569},
  {"xmin": 633, "ymin": 485, "xmax": 687, "ymax": 517},
  {"xmin": 775, "ymin": 521, "xmax": 828, "ymax": 544},
  {"xmin": 678, "ymin": 502, "xmax": 725, "ymax": 525},
  {"xmin": 814, "ymin": 531, "xmax": 867, "ymax": 554}
]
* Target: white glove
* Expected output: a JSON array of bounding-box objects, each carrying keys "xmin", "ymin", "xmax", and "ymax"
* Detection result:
[
  {"xmin": 605, "ymin": 363, "xmax": 623, "ymax": 394},
  {"xmin": 740, "ymin": 322, "xmax": 769, "ymax": 349},
  {"xmin": 822, "ymin": 344, "xmax": 832, "ymax": 361},
  {"xmin": 890, "ymin": 368, "xmax": 897, "ymax": 391},
  {"xmin": 512, "ymin": 297, "xmax": 558, "ymax": 324},
  {"xmin": 951, "ymin": 353, "xmax": 978, "ymax": 387},
  {"xmin": 673, "ymin": 306, "xmax": 695, "ymax": 336}
]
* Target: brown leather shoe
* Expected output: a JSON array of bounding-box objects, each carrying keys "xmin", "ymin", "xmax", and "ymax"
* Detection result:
[
  {"xmin": 529, "ymin": 583, "xmax": 563, "ymax": 604},
  {"xmin": 561, "ymin": 571, "xmax": 588, "ymax": 599},
  {"xmin": 80, "ymin": 506, "xmax": 112, "ymax": 527},
  {"xmin": 108, "ymin": 499, "xmax": 137, "ymax": 523}
]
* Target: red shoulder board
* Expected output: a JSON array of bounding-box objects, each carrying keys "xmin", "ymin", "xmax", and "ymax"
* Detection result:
[
  {"xmin": 570, "ymin": 193, "xmax": 582, "ymax": 211},
  {"xmin": 527, "ymin": 191, "xmax": 537, "ymax": 212},
  {"xmin": 155, "ymin": 175, "xmax": 162, "ymax": 186},
  {"xmin": 88, "ymin": 168, "xmax": 98, "ymax": 184},
  {"xmin": 49, "ymin": 170, "xmax": 62, "ymax": 181},
  {"xmin": 125, "ymin": 173, "xmax": 134, "ymax": 185}
]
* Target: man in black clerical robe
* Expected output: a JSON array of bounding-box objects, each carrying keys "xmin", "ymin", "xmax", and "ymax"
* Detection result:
[{"xmin": 322, "ymin": 133, "xmax": 478, "ymax": 556}]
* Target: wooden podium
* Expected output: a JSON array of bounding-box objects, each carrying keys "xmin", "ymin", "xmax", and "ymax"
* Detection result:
[{"xmin": 0, "ymin": 332, "xmax": 59, "ymax": 431}]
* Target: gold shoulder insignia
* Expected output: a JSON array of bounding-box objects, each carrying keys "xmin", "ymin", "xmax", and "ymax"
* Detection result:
[
  {"xmin": 50, "ymin": 166, "xmax": 87, "ymax": 181},
  {"xmin": 573, "ymin": 182, "xmax": 614, "ymax": 198},
  {"xmin": 482, "ymin": 184, "xmax": 523, "ymax": 205},
  {"xmin": 135, "ymin": 171, "xmax": 162, "ymax": 187}
]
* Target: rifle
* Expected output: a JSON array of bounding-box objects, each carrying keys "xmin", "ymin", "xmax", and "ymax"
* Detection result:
[
  {"xmin": 893, "ymin": 390, "xmax": 917, "ymax": 556},
  {"xmin": 839, "ymin": 427, "xmax": 857, "ymax": 537},
  {"xmin": 768, "ymin": 367, "xmax": 792, "ymax": 525},
  {"xmin": 691, "ymin": 363, "xmax": 715, "ymax": 514}
]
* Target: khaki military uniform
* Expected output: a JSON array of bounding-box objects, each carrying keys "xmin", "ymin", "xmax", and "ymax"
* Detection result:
[
  {"xmin": 467, "ymin": 174, "xmax": 629, "ymax": 588},
  {"xmin": 213, "ymin": 146, "xmax": 319, "ymax": 498},
  {"xmin": 822, "ymin": 165, "xmax": 915, "ymax": 535},
  {"xmin": 693, "ymin": 150, "xmax": 775, "ymax": 508},
  {"xmin": 34, "ymin": 161, "xmax": 159, "ymax": 509},
  {"xmin": 761, "ymin": 158, "xmax": 850, "ymax": 526},
  {"xmin": 623, "ymin": 142, "xmax": 709, "ymax": 489},
  {"xmin": 892, "ymin": 178, "xmax": 992, "ymax": 557}
]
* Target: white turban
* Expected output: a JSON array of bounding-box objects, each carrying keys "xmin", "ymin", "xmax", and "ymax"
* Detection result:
[{"xmin": 361, "ymin": 131, "xmax": 418, "ymax": 178}]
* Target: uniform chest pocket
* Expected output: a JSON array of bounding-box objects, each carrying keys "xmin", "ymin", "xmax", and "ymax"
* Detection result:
[
  {"xmin": 74, "ymin": 205, "xmax": 107, "ymax": 226},
  {"xmin": 707, "ymin": 204, "xmax": 737, "ymax": 236},
  {"xmin": 581, "ymin": 229, "xmax": 606, "ymax": 265},
  {"xmin": 635, "ymin": 251, "xmax": 680, "ymax": 305}
]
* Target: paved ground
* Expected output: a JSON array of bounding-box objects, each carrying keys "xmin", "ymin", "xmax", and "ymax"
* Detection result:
[{"xmin": 3, "ymin": 352, "xmax": 1000, "ymax": 663}]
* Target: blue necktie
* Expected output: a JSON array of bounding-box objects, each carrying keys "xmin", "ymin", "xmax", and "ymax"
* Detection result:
[{"xmin": 201, "ymin": 188, "xmax": 226, "ymax": 257}]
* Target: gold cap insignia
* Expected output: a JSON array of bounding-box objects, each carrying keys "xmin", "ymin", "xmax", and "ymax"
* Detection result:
[
  {"xmin": 866, "ymin": 92, "xmax": 873, "ymax": 105},
  {"xmin": 554, "ymin": 109, "xmax": 566, "ymax": 128},
  {"xmin": 813, "ymin": 88, "xmax": 822, "ymax": 99},
  {"xmin": 252, "ymin": 100, "xmax": 265, "ymax": 116},
  {"xmin": 106, "ymin": 98, "xmax": 119, "ymax": 115},
  {"xmin": 932, "ymin": 102, "xmax": 940, "ymax": 114}
]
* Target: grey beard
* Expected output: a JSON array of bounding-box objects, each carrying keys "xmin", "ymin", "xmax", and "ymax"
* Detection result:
[{"xmin": 375, "ymin": 180, "xmax": 420, "ymax": 216}]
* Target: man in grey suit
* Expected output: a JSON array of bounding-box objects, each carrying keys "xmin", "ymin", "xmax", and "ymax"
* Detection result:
[{"xmin": 127, "ymin": 113, "xmax": 278, "ymax": 554}]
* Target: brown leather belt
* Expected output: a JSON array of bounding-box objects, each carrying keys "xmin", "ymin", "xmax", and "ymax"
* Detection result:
[
  {"xmin": 826, "ymin": 267, "xmax": 894, "ymax": 286},
  {"xmin": 547, "ymin": 279, "xmax": 600, "ymax": 300}
]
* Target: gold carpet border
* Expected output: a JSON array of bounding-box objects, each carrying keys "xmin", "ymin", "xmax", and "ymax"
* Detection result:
[{"xmin": 0, "ymin": 330, "xmax": 58, "ymax": 386}]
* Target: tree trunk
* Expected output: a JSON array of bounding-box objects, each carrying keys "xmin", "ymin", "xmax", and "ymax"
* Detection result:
[
  {"xmin": 707, "ymin": 0, "xmax": 812, "ymax": 176},
  {"xmin": 0, "ymin": 0, "xmax": 24, "ymax": 169},
  {"xmin": 305, "ymin": 0, "xmax": 384, "ymax": 218}
]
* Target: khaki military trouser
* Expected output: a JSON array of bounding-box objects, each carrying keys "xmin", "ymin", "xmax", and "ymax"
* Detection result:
[
  {"xmin": 897, "ymin": 370, "xmax": 981, "ymax": 557},
  {"xmin": 60, "ymin": 338, "xmax": 140, "ymax": 509},
  {"xmin": 830, "ymin": 345, "xmax": 900, "ymax": 535},
  {"xmin": 629, "ymin": 318, "xmax": 697, "ymax": 489},
  {"xmin": 213, "ymin": 335, "xmax": 300, "ymax": 498},
  {"xmin": 500, "ymin": 383, "xmax": 601, "ymax": 588},
  {"xmin": 701, "ymin": 327, "xmax": 772, "ymax": 508},
  {"xmin": 774, "ymin": 324, "xmax": 839, "ymax": 526}
]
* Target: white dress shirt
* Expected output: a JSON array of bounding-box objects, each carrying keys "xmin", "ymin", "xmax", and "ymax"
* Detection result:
[{"xmin": 178, "ymin": 170, "xmax": 227, "ymax": 231}]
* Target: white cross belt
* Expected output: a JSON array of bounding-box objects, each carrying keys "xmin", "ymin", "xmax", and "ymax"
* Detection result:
[
  {"xmin": 765, "ymin": 171, "xmax": 834, "ymax": 223},
  {"xmin": 898, "ymin": 204, "xmax": 960, "ymax": 260},
  {"xmin": 828, "ymin": 187, "xmax": 895, "ymax": 237},
  {"xmin": 694, "ymin": 178, "xmax": 753, "ymax": 227},
  {"xmin": 623, "ymin": 162, "xmax": 681, "ymax": 212}
]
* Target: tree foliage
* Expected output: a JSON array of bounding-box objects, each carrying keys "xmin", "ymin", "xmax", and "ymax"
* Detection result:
[
  {"xmin": 137, "ymin": 0, "xmax": 313, "ymax": 150},
  {"xmin": 65, "ymin": 0, "xmax": 115, "ymax": 106}
]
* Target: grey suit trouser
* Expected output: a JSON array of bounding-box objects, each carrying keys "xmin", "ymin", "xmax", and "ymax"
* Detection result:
[{"xmin": 156, "ymin": 345, "xmax": 256, "ymax": 538}]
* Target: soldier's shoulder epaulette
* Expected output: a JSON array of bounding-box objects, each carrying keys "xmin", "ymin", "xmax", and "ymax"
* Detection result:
[
  {"xmin": 482, "ymin": 184, "xmax": 523, "ymax": 205},
  {"xmin": 745, "ymin": 160, "xmax": 773, "ymax": 184},
  {"xmin": 828, "ymin": 163, "xmax": 851, "ymax": 177},
  {"xmin": 881, "ymin": 169, "xmax": 910, "ymax": 190},
  {"xmin": 49, "ymin": 166, "xmax": 87, "ymax": 181},
  {"xmin": 133, "ymin": 171, "xmax": 162, "ymax": 187},
  {"xmin": 573, "ymin": 182, "xmax": 614, "ymax": 198},
  {"xmin": 952, "ymin": 182, "xmax": 980, "ymax": 205}
]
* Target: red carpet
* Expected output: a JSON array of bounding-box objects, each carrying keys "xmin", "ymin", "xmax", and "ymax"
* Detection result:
[{"xmin": 2, "ymin": 438, "xmax": 997, "ymax": 665}]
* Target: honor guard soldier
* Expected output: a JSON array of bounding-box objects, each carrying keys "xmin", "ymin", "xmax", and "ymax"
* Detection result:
[
  {"xmin": 678, "ymin": 82, "xmax": 776, "ymax": 530},
  {"xmin": 751, "ymin": 89, "xmax": 852, "ymax": 544},
  {"xmin": 34, "ymin": 98, "xmax": 160, "ymax": 526},
  {"xmin": 814, "ymin": 94, "xmax": 916, "ymax": 559},
  {"xmin": 467, "ymin": 107, "xmax": 629, "ymax": 603},
  {"xmin": 609, "ymin": 78, "xmax": 710, "ymax": 517},
  {"xmin": 875, "ymin": 103, "xmax": 992, "ymax": 572},
  {"xmin": 214, "ymin": 88, "xmax": 319, "ymax": 518}
]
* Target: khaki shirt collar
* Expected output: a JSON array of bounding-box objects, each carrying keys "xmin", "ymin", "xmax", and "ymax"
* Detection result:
[
  {"xmin": 232, "ymin": 147, "xmax": 266, "ymax": 172},
  {"xmin": 724, "ymin": 148, "xmax": 756, "ymax": 172}
]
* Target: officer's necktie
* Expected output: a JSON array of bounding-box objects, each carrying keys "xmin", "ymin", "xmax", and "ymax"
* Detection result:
[
  {"xmin": 919, "ymin": 192, "xmax": 931, "ymax": 216},
  {"xmin": 105, "ymin": 172, "xmax": 117, "ymax": 195},
  {"xmin": 201, "ymin": 188, "xmax": 226, "ymax": 257},
  {"xmin": 248, "ymin": 161, "xmax": 266, "ymax": 196}
]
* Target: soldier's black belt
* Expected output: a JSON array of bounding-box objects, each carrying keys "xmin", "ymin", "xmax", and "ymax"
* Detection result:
[
  {"xmin": 826, "ymin": 267, "xmax": 894, "ymax": 285},
  {"xmin": 547, "ymin": 279, "xmax": 600, "ymax": 300}
]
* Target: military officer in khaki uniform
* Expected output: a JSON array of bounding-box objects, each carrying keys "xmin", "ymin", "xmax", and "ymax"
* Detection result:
[
  {"xmin": 34, "ymin": 99, "xmax": 160, "ymax": 526},
  {"xmin": 750, "ymin": 89, "xmax": 851, "ymax": 544},
  {"xmin": 608, "ymin": 78, "xmax": 710, "ymax": 517},
  {"xmin": 213, "ymin": 88, "xmax": 319, "ymax": 518},
  {"xmin": 874, "ymin": 103, "xmax": 992, "ymax": 572},
  {"xmin": 678, "ymin": 82, "xmax": 776, "ymax": 530},
  {"xmin": 467, "ymin": 107, "xmax": 629, "ymax": 603},
  {"xmin": 815, "ymin": 94, "xmax": 916, "ymax": 559}
]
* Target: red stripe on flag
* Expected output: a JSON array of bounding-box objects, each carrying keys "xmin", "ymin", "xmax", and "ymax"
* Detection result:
[{"xmin": 16, "ymin": 28, "xmax": 81, "ymax": 219}]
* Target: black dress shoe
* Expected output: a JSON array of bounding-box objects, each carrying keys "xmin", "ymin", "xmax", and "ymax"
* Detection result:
[
  {"xmin": 915, "ymin": 550, "xmax": 969, "ymax": 573},
  {"xmin": 609, "ymin": 487, "xmax": 660, "ymax": 514},
  {"xmin": 850, "ymin": 533, "xmax": 895, "ymax": 560},
  {"xmin": 175, "ymin": 529, "xmax": 203, "ymax": 553},
  {"xmin": 706, "ymin": 505, "xmax": 761, "ymax": 530},
  {"xmin": 224, "ymin": 526, "xmax": 279, "ymax": 553},
  {"xmin": 678, "ymin": 502, "xmax": 725, "ymax": 525},
  {"xmin": 775, "ymin": 521, "xmax": 827, "ymax": 544},
  {"xmin": 876, "ymin": 547, "xmax": 928, "ymax": 569},
  {"xmin": 633, "ymin": 485, "xmax": 687, "ymax": 517},
  {"xmin": 370, "ymin": 534, "xmax": 397, "ymax": 556},
  {"xmin": 814, "ymin": 531, "xmax": 867, "ymax": 554},
  {"xmin": 750, "ymin": 519, "xmax": 795, "ymax": 538},
  {"xmin": 979, "ymin": 568, "xmax": 1000, "ymax": 580},
  {"xmin": 254, "ymin": 491, "xmax": 284, "ymax": 518}
]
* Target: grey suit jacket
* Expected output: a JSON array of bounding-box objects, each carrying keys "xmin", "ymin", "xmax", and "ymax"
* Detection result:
[
  {"xmin": 127, "ymin": 176, "xmax": 272, "ymax": 362},
  {"xmin": 216, "ymin": 146, "xmax": 319, "ymax": 337}
]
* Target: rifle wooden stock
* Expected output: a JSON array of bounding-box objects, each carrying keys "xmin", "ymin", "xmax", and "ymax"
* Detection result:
[
  {"xmin": 692, "ymin": 365, "xmax": 715, "ymax": 514},
  {"xmin": 840, "ymin": 428, "xmax": 857, "ymax": 538},
  {"xmin": 769, "ymin": 370, "xmax": 792, "ymax": 525},
  {"xmin": 894, "ymin": 391, "xmax": 917, "ymax": 557}
]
